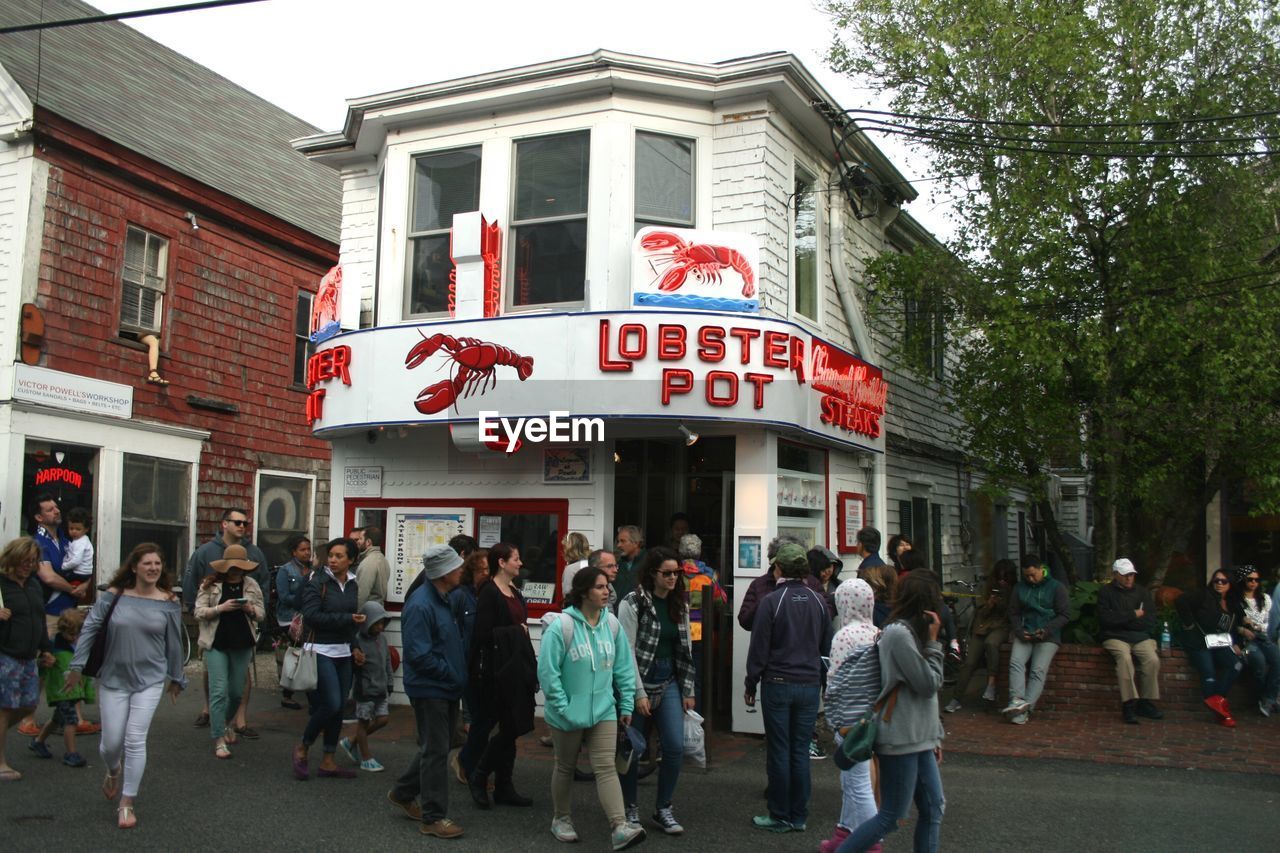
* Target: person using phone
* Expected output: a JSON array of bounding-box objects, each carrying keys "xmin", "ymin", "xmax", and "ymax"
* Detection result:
[
  {"xmin": 1002, "ymin": 555, "xmax": 1070, "ymax": 725},
  {"xmin": 195, "ymin": 544, "xmax": 265, "ymax": 759},
  {"xmin": 837, "ymin": 569, "xmax": 946, "ymax": 853}
]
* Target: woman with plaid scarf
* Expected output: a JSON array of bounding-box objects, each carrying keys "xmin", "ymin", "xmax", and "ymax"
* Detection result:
[{"xmin": 617, "ymin": 546, "xmax": 697, "ymax": 837}]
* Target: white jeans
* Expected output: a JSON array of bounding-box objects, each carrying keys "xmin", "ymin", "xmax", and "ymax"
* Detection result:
[
  {"xmin": 98, "ymin": 683, "xmax": 164, "ymax": 798},
  {"xmin": 833, "ymin": 731, "xmax": 876, "ymax": 831}
]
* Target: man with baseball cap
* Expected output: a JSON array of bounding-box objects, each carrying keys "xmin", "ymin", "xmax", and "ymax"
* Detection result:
[
  {"xmin": 389, "ymin": 544, "xmax": 467, "ymax": 839},
  {"xmin": 1097, "ymin": 557, "xmax": 1162, "ymax": 724}
]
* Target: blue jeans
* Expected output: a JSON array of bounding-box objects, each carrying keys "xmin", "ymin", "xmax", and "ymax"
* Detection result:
[
  {"xmin": 1184, "ymin": 644, "xmax": 1242, "ymax": 699},
  {"xmin": 1008, "ymin": 638, "xmax": 1060, "ymax": 709},
  {"xmin": 760, "ymin": 679, "xmax": 820, "ymax": 826},
  {"xmin": 1245, "ymin": 638, "xmax": 1280, "ymax": 703},
  {"xmin": 621, "ymin": 658, "xmax": 685, "ymax": 809},
  {"xmin": 838, "ymin": 750, "xmax": 945, "ymax": 853},
  {"xmin": 303, "ymin": 654, "xmax": 353, "ymax": 753}
]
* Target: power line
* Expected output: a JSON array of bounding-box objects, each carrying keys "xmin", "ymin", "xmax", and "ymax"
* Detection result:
[
  {"xmin": 860, "ymin": 124, "xmax": 1275, "ymax": 159},
  {"xmin": 842, "ymin": 106, "xmax": 1280, "ymax": 130},
  {"xmin": 0, "ymin": 0, "xmax": 268, "ymax": 35},
  {"xmin": 854, "ymin": 116, "xmax": 1280, "ymax": 149}
]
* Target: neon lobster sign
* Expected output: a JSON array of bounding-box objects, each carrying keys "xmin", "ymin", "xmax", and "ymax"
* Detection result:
[
  {"xmin": 448, "ymin": 217, "xmax": 502, "ymax": 318},
  {"xmin": 305, "ymin": 345, "xmax": 352, "ymax": 425}
]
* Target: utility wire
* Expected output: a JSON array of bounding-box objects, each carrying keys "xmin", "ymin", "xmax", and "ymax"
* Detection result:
[
  {"xmin": 0, "ymin": 0, "xmax": 268, "ymax": 35},
  {"xmin": 853, "ymin": 116, "xmax": 1280, "ymax": 148},
  {"xmin": 841, "ymin": 107, "xmax": 1280, "ymax": 130},
  {"xmin": 860, "ymin": 125, "xmax": 1274, "ymax": 159}
]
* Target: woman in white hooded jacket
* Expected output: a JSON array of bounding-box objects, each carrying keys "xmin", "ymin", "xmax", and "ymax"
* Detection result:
[{"xmin": 821, "ymin": 579, "xmax": 880, "ymax": 853}]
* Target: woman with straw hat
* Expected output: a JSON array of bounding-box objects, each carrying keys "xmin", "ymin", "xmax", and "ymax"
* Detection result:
[{"xmin": 195, "ymin": 544, "xmax": 264, "ymax": 759}]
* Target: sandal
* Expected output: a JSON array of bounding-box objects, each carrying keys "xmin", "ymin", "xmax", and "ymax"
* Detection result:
[
  {"xmin": 215, "ymin": 744, "xmax": 232, "ymax": 760},
  {"xmin": 0, "ymin": 768, "xmax": 22, "ymax": 782},
  {"xmin": 117, "ymin": 805, "xmax": 137, "ymax": 829},
  {"xmin": 145, "ymin": 370, "xmax": 170, "ymax": 386},
  {"xmin": 102, "ymin": 767, "xmax": 122, "ymax": 799},
  {"xmin": 224, "ymin": 729, "xmax": 238, "ymax": 745}
]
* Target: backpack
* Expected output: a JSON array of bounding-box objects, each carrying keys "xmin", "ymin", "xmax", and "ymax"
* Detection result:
[{"xmin": 824, "ymin": 638, "xmax": 884, "ymax": 731}]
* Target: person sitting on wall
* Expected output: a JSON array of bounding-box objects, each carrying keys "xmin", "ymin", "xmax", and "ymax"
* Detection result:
[
  {"xmin": 944, "ymin": 559, "xmax": 1016, "ymax": 713},
  {"xmin": 737, "ymin": 536, "xmax": 835, "ymax": 631},
  {"xmin": 1097, "ymin": 558, "xmax": 1163, "ymax": 724},
  {"xmin": 614, "ymin": 526, "xmax": 646, "ymax": 602},
  {"xmin": 1002, "ymin": 555, "xmax": 1070, "ymax": 725}
]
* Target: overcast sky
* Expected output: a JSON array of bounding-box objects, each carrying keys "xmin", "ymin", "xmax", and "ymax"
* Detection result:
[{"xmin": 90, "ymin": 0, "xmax": 954, "ymax": 238}]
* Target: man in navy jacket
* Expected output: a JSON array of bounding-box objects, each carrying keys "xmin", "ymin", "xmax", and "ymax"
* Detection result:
[{"xmin": 389, "ymin": 544, "xmax": 466, "ymax": 839}]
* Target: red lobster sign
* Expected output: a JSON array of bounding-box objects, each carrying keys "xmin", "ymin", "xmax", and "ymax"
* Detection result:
[
  {"xmin": 640, "ymin": 231, "xmax": 755, "ymax": 296},
  {"xmin": 405, "ymin": 333, "xmax": 534, "ymax": 415},
  {"xmin": 447, "ymin": 217, "xmax": 502, "ymax": 318}
]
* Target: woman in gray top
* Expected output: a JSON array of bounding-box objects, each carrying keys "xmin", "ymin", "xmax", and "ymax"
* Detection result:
[
  {"xmin": 68, "ymin": 543, "xmax": 186, "ymax": 830},
  {"xmin": 838, "ymin": 570, "xmax": 945, "ymax": 853}
]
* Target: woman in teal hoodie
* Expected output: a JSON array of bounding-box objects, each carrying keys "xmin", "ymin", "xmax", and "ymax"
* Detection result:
[{"xmin": 538, "ymin": 566, "xmax": 644, "ymax": 851}]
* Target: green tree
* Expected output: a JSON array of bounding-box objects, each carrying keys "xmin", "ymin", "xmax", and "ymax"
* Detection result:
[{"xmin": 825, "ymin": 0, "xmax": 1280, "ymax": 581}]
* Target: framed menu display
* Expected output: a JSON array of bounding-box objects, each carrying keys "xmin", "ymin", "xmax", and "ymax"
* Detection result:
[
  {"xmin": 387, "ymin": 507, "xmax": 473, "ymax": 603},
  {"xmin": 836, "ymin": 491, "xmax": 868, "ymax": 555}
]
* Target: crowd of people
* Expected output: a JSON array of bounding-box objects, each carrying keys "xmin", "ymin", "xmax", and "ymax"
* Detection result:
[{"xmin": 3, "ymin": 492, "xmax": 1279, "ymax": 850}]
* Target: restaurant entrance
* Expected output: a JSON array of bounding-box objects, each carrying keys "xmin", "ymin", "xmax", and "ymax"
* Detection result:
[{"xmin": 612, "ymin": 436, "xmax": 737, "ymax": 730}]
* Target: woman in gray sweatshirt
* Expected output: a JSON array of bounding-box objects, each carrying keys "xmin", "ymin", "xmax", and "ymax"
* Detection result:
[{"xmin": 838, "ymin": 570, "xmax": 945, "ymax": 853}]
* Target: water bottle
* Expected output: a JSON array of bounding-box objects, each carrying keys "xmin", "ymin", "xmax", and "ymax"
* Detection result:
[{"xmin": 1160, "ymin": 622, "xmax": 1172, "ymax": 653}]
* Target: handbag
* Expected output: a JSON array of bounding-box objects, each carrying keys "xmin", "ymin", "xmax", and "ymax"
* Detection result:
[
  {"xmin": 82, "ymin": 591, "xmax": 123, "ymax": 678},
  {"xmin": 833, "ymin": 684, "xmax": 900, "ymax": 770},
  {"xmin": 279, "ymin": 643, "xmax": 318, "ymax": 692}
]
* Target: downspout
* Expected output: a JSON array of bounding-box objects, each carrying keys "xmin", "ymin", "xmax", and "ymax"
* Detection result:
[{"xmin": 829, "ymin": 202, "xmax": 892, "ymax": 537}]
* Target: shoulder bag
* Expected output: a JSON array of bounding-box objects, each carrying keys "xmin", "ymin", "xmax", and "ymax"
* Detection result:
[{"xmin": 280, "ymin": 580, "xmax": 326, "ymax": 692}]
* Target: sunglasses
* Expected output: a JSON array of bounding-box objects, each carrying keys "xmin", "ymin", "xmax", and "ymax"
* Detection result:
[
  {"xmin": 1245, "ymin": 576, "xmax": 1260, "ymax": 583},
  {"xmin": 1211, "ymin": 577, "xmax": 1230, "ymax": 584},
  {"xmin": 227, "ymin": 519, "xmax": 248, "ymax": 526},
  {"xmin": 658, "ymin": 570, "xmax": 681, "ymax": 577}
]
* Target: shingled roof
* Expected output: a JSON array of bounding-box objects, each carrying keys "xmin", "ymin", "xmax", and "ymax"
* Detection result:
[{"xmin": 0, "ymin": 0, "xmax": 339, "ymax": 243}]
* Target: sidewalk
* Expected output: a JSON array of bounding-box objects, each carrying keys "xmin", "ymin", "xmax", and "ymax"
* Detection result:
[{"xmin": 939, "ymin": 703, "xmax": 1277, "ymax": 775}]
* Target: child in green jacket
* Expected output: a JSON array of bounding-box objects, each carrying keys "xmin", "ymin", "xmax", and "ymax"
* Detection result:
[{"xmin": 30, "ymin": 608, "xmax": 95, "ymax": 767}]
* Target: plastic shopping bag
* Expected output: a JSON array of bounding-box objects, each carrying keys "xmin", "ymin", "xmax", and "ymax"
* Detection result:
[{"xmin": 683, "ymin": 709, "xmax": 706, "ymax": 769}]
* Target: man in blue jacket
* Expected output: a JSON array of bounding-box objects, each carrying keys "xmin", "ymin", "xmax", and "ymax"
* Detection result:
[{"xmin": 388, "ymin": 544, "xmax": 466, "ymax": 839}]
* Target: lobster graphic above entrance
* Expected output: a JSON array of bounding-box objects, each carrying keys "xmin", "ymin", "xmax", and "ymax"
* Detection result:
[{"xmin": 404, "ymin": 333, "xmax": 535, "ymax": 415}]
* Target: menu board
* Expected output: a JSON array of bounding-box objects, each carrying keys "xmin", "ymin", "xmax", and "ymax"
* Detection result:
[{"xmin": 388, "ymin": 507, "xmax": 473, "ymax": 603}]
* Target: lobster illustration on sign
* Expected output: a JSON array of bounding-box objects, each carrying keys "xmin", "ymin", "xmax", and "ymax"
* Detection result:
[
  {"xmin": 405, "ymin": 333, "xmax": 534, "ymax": 414},
  {"xmin": 310, "ymin": 265, "xmax": 342, "ymax": 340},
  {"xmin": 640, "ymin": 231, "xmax": 756, "ymax": 297}
]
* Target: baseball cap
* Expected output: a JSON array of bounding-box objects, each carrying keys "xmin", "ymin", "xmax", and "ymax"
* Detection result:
[
  {"xmin": 773, "ymin": 543, "xmax": 809, "ymax": 574},
  {"xmin": 1112, "ymin": 558, "xmax": 1136, "ymax": 576}
]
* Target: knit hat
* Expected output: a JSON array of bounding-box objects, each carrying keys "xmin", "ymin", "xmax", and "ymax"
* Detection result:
[{"xmin": 421, "ymin": 544, "xmax": 463, "ymax": 580}]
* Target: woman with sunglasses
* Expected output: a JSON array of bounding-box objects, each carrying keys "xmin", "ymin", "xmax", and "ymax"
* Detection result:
[
  {"xmin": 618, "ymin": 546, "xmax": 696, "ymax": 836},
  {"xmin": 1175, "ymin": 568, "xmax": 1246, "ymax": 726},
  {"xmin": 1231, "ymin": 567, "xmax": 1279, "ymax": 716}
]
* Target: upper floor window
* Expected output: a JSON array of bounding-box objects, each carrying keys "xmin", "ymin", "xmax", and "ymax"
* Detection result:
[
  {"xmin": 293, "ymin": 290, "xmax": 314, "ymax": 387},
  {"xmin": 635, "ymin": 132, "xmax": 693, "ymax": 232},
  {"xmin": 792, "ymin": 168, "xmax": 818, "ymax": 321},
  {"xmin": 120, "ymin": 225, "xmax": 168, "ymax": 335},
  {"xmin": 905, "ymin": 296, "xmax": 945, "ymax": 380},
  {"xmin": 511, "ymin": 131, "xmax": 589, "ymax": 308},
  {"xmin": 407, "ymin": 147, "xmax": 482, "ymax": 317}
]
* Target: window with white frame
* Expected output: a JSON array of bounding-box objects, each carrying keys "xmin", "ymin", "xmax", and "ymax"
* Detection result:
[
  {"xmin": 406, "ymin": 147, "xmax": 483, "ymax": 317},
  {"xmin": 511, "ymin": 131, "xmax": 589, "ymax": 307},
  {"xmin": 293, "ymin": 290, "xmax": 314, "ymax": 387},
  {"xmin": 120, "ymin": 225, "xmax": 168, "ymax": 336},
  {"xmin": 792, "ymin": 167, "xmax": 818, "ymax": 321},
  {"xmin": 635, "ymin": 131, "xmax": 694, "ymax": 233},
  {"xmin": 120, "ymin": 453, "xmax": 190, "ymax": 572},
  {"xmin": 255, "ymin": 471, "xmax": 315, "ymax": 570}
]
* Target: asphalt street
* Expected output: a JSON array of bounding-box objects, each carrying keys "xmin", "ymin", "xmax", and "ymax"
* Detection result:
[{"xmin": 2, "ymin": 685, "xmax": 1277, "ymax": 852}]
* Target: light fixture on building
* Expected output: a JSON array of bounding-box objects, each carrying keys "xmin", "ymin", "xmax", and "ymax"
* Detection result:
[
  {"xmin": 185, "ymin": 211, "xmax": 199, "ymax": 230},
  {"xmin": 678, "ymin": 424, "xmax": 699, "ymax": 446},
  {"xmin": 613, "ymin": 451, "xmax": 621, "ymax": 463}
]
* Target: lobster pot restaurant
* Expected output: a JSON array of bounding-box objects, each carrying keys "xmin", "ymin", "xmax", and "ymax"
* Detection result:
[
  {"xmin": 297, "ymin": 51, "xmax": 900, "ymax": 732},
  {"xmin": 308, "ymin": 240, "xmax": 886, "ymax": 733}
]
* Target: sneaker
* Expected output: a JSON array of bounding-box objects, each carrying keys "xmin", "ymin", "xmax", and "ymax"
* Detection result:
[
  {"xmin": 1002, "ymin": 698, "xmax": 1030, "ymax": 716},
  {"xmin": 420, "ymin": 818, "xmax": 464, "ymax": 839},
  {"xmin": 611, "ymin": 822, "xmax": 646, "ymax": 850},
  {"xmin": 387, "ymin": 789, "xmax": 422, "ymax": 821},
  {"xmin": 540, "ymin": 735, "xmax": 554, "ymax": 747},
  {"xmin": 652, "ymin": 806, "xmax": 683, "ymax": 835},
  {"xmin": 982, "ymin": 683, "xmax": 997, "ymax": 702},
  {"xmin": 1010, "ymin": 712, "xmax": 1029, "ymax": 725},
  {"xmin": 944, "ymin": 699, "xmax": 962, "ymax": 713},
  {"xmin": 1260, "ymin": 701, "xmax": 1272, "ymax": 719},
  {"xmin": 338, "ymin": 737, "xmax": 360, "ymax": 763},
  {"xmin": 28, "ymin": 740, "xmax": 53, "ymax": 759},
  {"xmin": 62, "ymin": 752, "xmax": 87, "ymax": 768},
  {"xmin": 752, "ymin": 815, "xmax": 793, "ymax": 833},
  {"xmin": 808, "ymin": 739, "xmax": 826, "ymax": 760},
  {"xmin": 192, "ymin": 712, "xmax": 210, "ymax": 728},
  {"xmin": 360, "ymin": 758, "xmax": 385, "ymax": 772},
  {"xmin": 551, "ymin": 816, "xmax": 579, "ymax": 842},
  {"xmin": 625, "ymin": 804, "xmax": 640, "ymax": 827}
]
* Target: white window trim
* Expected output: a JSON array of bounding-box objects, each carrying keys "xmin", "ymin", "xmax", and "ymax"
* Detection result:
[
  {"xmin": 505, "ymin": 128, "xmax": 592, "ymax": 314},
  {"xmin": 404, "ymin": 145, "xmax": 484, "ymax": 320},
  {"xmin": 789, "ymin": 160, "xmax": 823, "ymax": 330},
  {"xmin": 119, "ymin": 225, "xmax": 169, "ymax": 337},
  {"xmin": 633, "ymin": 129, "xmax": 696, "ymax": 232},
  {"xmin": 294, "ymin": 290, "xmax": 315, "ymax": 387},
  {"xmin": 253, "ymin": 468, "xmax": 317, "ymax": 546}
]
